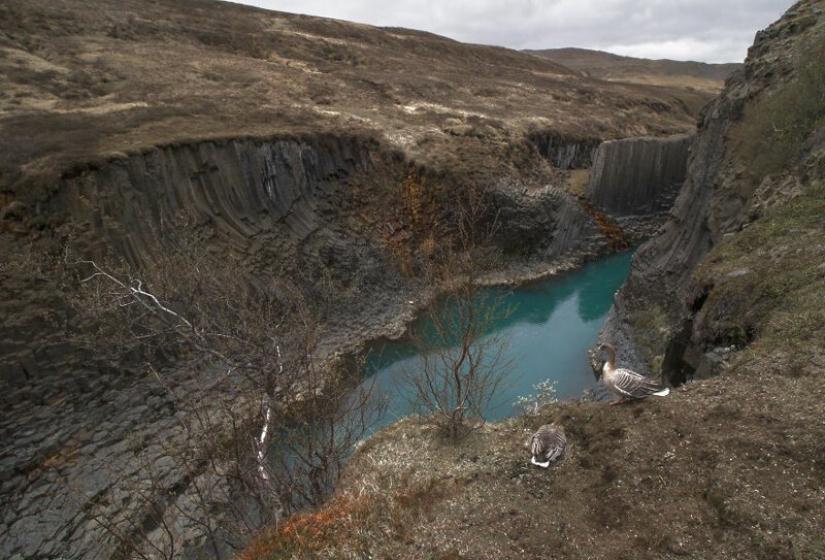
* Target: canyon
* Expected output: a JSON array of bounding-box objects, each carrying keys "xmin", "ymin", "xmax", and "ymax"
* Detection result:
[
  {"xmin": 2, "ymin": 0, "xmax": 824, "ymax": 559},
  {"xmin": 0, "ymin": 99, "xmax": 688, "ymax": 560}
]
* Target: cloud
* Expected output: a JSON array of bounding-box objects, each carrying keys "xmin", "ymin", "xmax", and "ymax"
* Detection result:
[
  {"xmin": 231, "ymin": 0, "xmax": 795, "ymax": 63},
  {"xmin": 604, "ymin": 38, "xmax": 748, "ymax": 64}
]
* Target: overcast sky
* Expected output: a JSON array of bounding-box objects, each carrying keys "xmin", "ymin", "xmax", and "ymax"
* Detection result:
[{"xmin": 229, "ymin": 0, "xmax": 796, "ymax": 63}]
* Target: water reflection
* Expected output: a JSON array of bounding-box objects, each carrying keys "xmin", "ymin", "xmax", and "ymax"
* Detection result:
[{"xmin": 361, "ymin": 250, "xmax": 634, "ymax": 428}]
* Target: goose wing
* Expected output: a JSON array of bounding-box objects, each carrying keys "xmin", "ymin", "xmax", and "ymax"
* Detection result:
[
  {"xmin": 530, "ymin": 424, "xmax": 566, "ymax": 466},
  {"xmin": 612, "ymin": 367, "xmax": 669, "ymax": 399}
]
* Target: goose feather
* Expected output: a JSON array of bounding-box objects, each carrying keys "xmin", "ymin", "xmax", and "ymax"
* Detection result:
[
  {"xmin": 529, "ymin": 423, "xmax": 566, "ymax": 467},
  {"xmin": 599, "ymin": 343, "xmax": 670, "ymax": 402}
]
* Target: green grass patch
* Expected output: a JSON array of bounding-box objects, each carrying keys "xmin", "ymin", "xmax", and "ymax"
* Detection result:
[
  {"xmin": 729, "ymin": 36, "xmax": 825, "ymax": 184},
  {"xmin": 695, "ymin": 179, "xmax": 825, "ymax": 360},
  {"xmin": 628, "ymin": 303, "xmax": 673, "ymax": 370}
]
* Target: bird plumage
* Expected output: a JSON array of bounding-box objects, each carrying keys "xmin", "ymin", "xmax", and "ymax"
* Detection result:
[
  {"xmin": 528, "ymin": 423, "xmax": 566, "ymax": 467},
  {"xmin": 598, "ymin": 343, "xmax": 670, "ymax": 403}
]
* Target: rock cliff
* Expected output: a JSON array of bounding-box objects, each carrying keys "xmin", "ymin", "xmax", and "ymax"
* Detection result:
[
  {"xmin": 528, "ymin": 132, "xmax": 601, "ymax": 170},
  {"xmin": 602, "ymin": 0, "xmax": 825, "ymax": 382},
  {"xmin": 586, "ymin": 134, "xmax": 693, "ymax": 216}
]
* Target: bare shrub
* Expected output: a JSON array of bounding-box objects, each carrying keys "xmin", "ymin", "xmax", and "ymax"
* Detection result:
[
  {"xmin": 398, "ymin": 186, "xmax": 513, "ymax": 441},
  {"xmin": 66, "ymin": 237, "xmax": 383, "ymax": 557}
]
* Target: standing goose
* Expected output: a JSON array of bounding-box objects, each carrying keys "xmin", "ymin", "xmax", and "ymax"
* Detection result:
[
  {"xmin": 528, "ymin": 423, "xmax": 566, "ymax": 467},
  {"xmin": 598, "ymin": 343, "xmax": 670, "ymax": 405}
]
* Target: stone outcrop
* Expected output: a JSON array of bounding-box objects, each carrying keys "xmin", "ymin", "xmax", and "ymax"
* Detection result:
[
  {"xmin": 63, "ymin": 136, "xmax": 383, "ymax": 270},
  {"xmin": 586, "ymin": 134, "xmax": 693, "ymax": 216},
  {"xmin": 528, "ymin": 132, "xmax": 601, "ymax": 169},
  {"xmin": 600, "ymin": 0, "xmax": 825, "ymax": 380},
  {"xmin": 0, "ymin": 134, "xmax": 402, "ymax": 560}
]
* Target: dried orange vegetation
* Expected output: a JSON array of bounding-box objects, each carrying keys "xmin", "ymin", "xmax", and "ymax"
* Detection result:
[
  {"xmin": 382, "ymin": 170, "xmax": 445, "ymax": 277},
  {"xmin": 579, "ymin": 200, "xmax": 628, "ymax": 250},
  {"xmin": 238, "ymin": 475, "xmax": 449, "ymax": 559},
  {"xmin": 238, "ymin": 494, "xmax": 370, "ymax": 558},
  {"xmin": 399, "ymin": 171, "xmax": 435, "ymax": 229}
]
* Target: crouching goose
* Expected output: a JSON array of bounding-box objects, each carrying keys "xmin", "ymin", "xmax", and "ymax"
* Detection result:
[
  {"xmin": 598, "ymin": 343, "xmax": 670, "ymax": 405},
  {"xmin": 528, "ymin": 423, "xmax": 566, "ymax": 467}
]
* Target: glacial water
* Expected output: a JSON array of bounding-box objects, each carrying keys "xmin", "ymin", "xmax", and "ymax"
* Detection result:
[{"xmin": 360, "ymin": 250, "xmax": 635, "ymax": 429}]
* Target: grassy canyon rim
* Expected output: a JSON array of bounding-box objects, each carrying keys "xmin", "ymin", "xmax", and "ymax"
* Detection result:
[{"xmin": 0, "ymin": 0, "xmax": 724, "ymax": 193}]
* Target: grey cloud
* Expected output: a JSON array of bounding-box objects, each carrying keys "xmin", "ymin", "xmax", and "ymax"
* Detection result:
[{"xmin": 235, "ymin": 0, "xmax": 795, "ymax": 62}]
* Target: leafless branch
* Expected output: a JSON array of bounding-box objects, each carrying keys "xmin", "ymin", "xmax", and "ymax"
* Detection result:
[{"xmin": 64, "ymin": 240, "xmax": 383, "ymax": 556}]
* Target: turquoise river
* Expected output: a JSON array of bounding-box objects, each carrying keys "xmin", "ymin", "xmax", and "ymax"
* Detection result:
[{"xmin": 359, "ymin": 250, "xmax": 634, "ymax": 430}]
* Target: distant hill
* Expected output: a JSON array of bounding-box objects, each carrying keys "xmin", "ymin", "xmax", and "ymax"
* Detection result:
[{"xmin": 526, "ymin": 47, "xmax": 741, "ymax": 92}]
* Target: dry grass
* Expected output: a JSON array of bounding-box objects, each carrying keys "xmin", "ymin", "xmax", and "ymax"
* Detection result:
[
  {"xmin": 240, "ymin": 363, "xmax": 825, "ymax": 560},
  {"xmin": 528, "ymin": 48, "xmax": 738, "ymax": 95},
  {"xmin": 563, "ymin": 169, "xmax": 590, "ymax": 195},
  {"xmin": 240, "ymin": 417, "xmax": 465, "ymax": 559},
  {"xmin": 0, "ymin": 0, "xmax": 708, "ymax": 193}
]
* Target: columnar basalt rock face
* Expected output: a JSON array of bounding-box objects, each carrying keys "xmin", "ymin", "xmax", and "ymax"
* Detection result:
[
  {"xmin": 528, "ymin": 132, "xmax": 602, "ymax": 169},
  {"xmin": 0, "ymin": 130, "xmax": 616, "ymax": 559},
  {"xmin": 586, "ymin": 134, "xmax": 693, "ymax": 216},
  {"xmin": 0, "ymin": 134, "xmax": 411, "ymax": 560},
  {"xmin": 598, "ymin": 83, "xmax": 756, "ymax": 374},
  {"xmin": 63, "ymin": 137, "xmax": 375, "ymax": 265},
  {"xmin": 487, "ymin": 184, "xmax": 601, "ymax": 260},
  {"xmin": 2, "ymin": 135, "xmax": 396, "ymax": 388}
]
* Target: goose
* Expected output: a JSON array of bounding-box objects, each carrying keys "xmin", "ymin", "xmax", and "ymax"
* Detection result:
[
  {"xmin": 528, "ymin": 423, "xmax": 566, "ymax": 467},
  {"xmin": 598, "ymin": 343, "xmax": 670, "ymax": 405}
]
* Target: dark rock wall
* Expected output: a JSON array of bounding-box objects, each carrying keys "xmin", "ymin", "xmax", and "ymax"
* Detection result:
[
  {"xmin": 546, "ymin": 193, "xmax": 601, "ymax": 258},
  {"xmin": 528, "ymin": 131, "xmax": 601, "ymax": 169},
  {"xmin": 63, "ymin": 136, "xmax": 379, "ymax": 270},
  {"xmin": 2, "ymin": 134, "xmax": 403, "ymax": 395},
  {"xmin": 1, "ymin": 134, "xmax": 408, "ymax": 560},
  {"xmin": 586, "ymin": 134, "xmax": 693, "ymax": 216},
  {"xmin": 598, "ymin": 82, "xmax": 756, "ymax": 373},
  {"xmin": 0, "ymin": 130, "xmax": 616, "ymax": 560},
  {"xmin": 489, "ymin": 185, "xmax": 600, "ymax": 260},
  {"xmin": 600, "ymin": 0, "xmax": 825, "ymax": 377}
]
